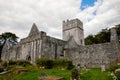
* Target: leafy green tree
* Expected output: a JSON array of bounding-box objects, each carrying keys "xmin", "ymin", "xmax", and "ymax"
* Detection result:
[
  {"xmin": 85, "ymin": 35, "xmax": 97, "ymax": 45},
  {"xmin": 85, "ymin": 24, "xmax": 120, "ymax": 45},
  {"xmin": 0, "ymin": 32, "xmax": 18, "ymax": 59},
  {"xmin": 85, "ymin": 28, "xmax": 110, "ymax": 45},
  {"xmin": 95, "ymin": 29, "xmax": 110, "ymax": 43}
]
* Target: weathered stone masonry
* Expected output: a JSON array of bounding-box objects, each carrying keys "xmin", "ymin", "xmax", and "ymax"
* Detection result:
[
  {"xmin": 1, "ymin": 18, "xmax": 120, "ymax": 67},
  {"xmin": 1, "ymin": 23, "xmax": 65, "ymax": 64},
  {"xmin": 65, "ymin": 42, "xmax": 120, "ymax": 67}
]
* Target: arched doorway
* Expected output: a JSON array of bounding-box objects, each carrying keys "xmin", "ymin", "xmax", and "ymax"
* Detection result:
[{"xmin": 26, "ymin": 55, "xmax": 31, "ymax": 61}]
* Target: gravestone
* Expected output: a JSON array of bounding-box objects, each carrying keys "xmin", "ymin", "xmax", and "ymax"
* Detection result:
[
  {"xmin": 101, "ymin": 65, "xmax": 105, "ymax": 72},
  {"xmin": 77, "ymin": 64, "xmax": 80, "ymax": 72}
]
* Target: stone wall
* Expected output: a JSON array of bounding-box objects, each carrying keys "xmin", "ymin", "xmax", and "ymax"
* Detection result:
[
  {"xmin": 1, "ymin": 24, "xmax": 65, "ymax": 64},
  {"xmin": 1, "ymin": 43, "xmax": 21, "ymax": 61},
  {"xmin": 41, "ymin": 36, "xmax": 65, "ymax": 59},
  {"xmin": 19, "ymin": 31, "xmax": 65, "ymax": 63},
  {"xmin": 65, "ymin": 42, "xmax": 120, "ymax": 68},
  {"xmin": 1, "ymin": 18, "xmax": 120, "ymax": 68}
]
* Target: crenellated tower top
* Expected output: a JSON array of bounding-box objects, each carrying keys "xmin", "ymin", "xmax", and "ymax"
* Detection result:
[{"xmin": 62, "ymin": 18, "xmax": 84, "ymax": 46}]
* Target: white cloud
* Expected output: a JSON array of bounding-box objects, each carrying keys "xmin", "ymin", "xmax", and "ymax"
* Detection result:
[
  {"xmin": 77, "ymin": 0, "xmax": 120, "ymax": 37},
  {"xmin": 0, "ymin": 0, "xmax": 81, "ymax": 39},
  {"xmin": 0, "ymin": 0, "xmax": 120, "ymax": 40}
]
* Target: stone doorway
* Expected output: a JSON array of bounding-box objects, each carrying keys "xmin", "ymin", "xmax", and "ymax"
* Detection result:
[{"xmin": 26, "ymin": 55, "xmax": 31, "ymax": 61}]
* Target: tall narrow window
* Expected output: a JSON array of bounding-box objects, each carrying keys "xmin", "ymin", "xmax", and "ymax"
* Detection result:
[
  {"xmin": 55, "ymin": 44, "xmax": 57, "ymax": 59},
  {"xmin": 81, "ymin": 39, "xmax": 83, "ymax": 45}
]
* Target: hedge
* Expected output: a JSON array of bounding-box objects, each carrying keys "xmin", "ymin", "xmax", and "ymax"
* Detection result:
[
  {"xmin": 2, "ymin": 60, "xmax": 31, "ymax": 67},
  {"xmin": 36, "ymin": 58, "xmax": 74, "ymax": 69},
  {"xmin": 36, "ymin": 58, "xmax": 53, "ymax": 69}
]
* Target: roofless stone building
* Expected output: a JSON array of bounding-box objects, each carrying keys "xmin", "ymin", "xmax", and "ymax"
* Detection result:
[{"xmin": 1, "ymin": 19, "xmax": 120, "ymax": 67}]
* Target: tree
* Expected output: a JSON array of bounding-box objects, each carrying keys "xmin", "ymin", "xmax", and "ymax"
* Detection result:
[
  {"xmin": 0, "ymin": 32, "xmax": 18, "ymax": 59},
  {"xmin": 85, "ymin": 29, "xmax": 110, "ymax": 45},
  {"xmin": 85, "ymin": 24, "xmax": 120, "ymax": 45},
  {"xmin": 95, "ymin": 29, "xmax": 110, "ymax": 43},
  {"xmin": 85, "ymin": 35, "xmax": 97, "ymax": 45}
]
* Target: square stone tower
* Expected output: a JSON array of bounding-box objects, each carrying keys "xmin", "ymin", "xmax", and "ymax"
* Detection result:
[{"xmin": 62, "ymin": 19, "xmax": 84, "ymax": 46}]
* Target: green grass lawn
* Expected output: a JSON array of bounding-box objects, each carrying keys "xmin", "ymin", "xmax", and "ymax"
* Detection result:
[
  {"xmin": 0, "ymin": 66, "xmax": 113, "ymax": 80},
  {"xmin": 12, "ymin": 69, "xmax": 70, "ymax": 80},
  {"xmin": 80, "ymin": 68, "xmax": 113, "ymax": 80}
]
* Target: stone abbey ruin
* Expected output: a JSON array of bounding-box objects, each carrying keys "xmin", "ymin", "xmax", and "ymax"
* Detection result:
[{"xmin": 1, "ymin": 19, "xmax": 120, "ymax": 68}]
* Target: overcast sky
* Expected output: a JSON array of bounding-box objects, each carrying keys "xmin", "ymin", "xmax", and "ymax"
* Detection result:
[{"xmin": 0, "ymin": 0, "xmax": 120, "ymax": 40}]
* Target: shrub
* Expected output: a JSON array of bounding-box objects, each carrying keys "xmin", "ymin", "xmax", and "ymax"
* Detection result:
[
  {"xmin": 53, "ymin": 59, "xmax": 65, "ymax": 68},
  {"xmin": 66, "ymin": 61, "xmax": 74, "ymax": 70},
  {"xmin": 108, "ymin": 64, "xmax": 120, "ymax": 80},
  {"xmin": 36, "ymin": 58, "xmax": 53, "ymax": 69},
  {"xmin": 115, "ymin": 69, "xmax": 120, "ymax": 80},
  {"xmin": 7, "ymin": 60, "xmax": 31, "ymax": 67},
  {"xmin": 71, "ymin": 68, "xmax": 80, "ymax": 80},
  {"xmin": 2, "ymin": 61, "xmax": 7, "ymax": 67},
  {"xmin": 44, "ymin": 59, "xmax": 53, "ymax": 69},
  {"xmin": 17, "ymin": 60, "xmax": 31, "ymax": 67},
  {"xmin": 0, "ymin": 67, "xmax": 4, "ymax": 72},
  {"xmin": 9, "ymin": 60, "xmax": 17, "ymax": 65},
  {"xmin": 53, "ymin": 59, "xmax": 74, "ymax": 70},
  {"xmin": 108, "ymin": 64, "xmax": 118, "ymax": 72},
  {"xmin": 36, "ymin": 58, "xmax": 74, "ymax": 70}
]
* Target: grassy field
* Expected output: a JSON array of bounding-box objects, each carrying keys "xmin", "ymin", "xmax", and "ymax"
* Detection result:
[
  {"xmin": 0, "ymin": 66, "xmax": 113, "ymax": 80},
  {"xmin": 12, "ymin": 69, "xmax": 71, "ymax": 80},
  {"xmin": 80, "ymin": 68, "xmax": 113, "ymax": 80}
]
